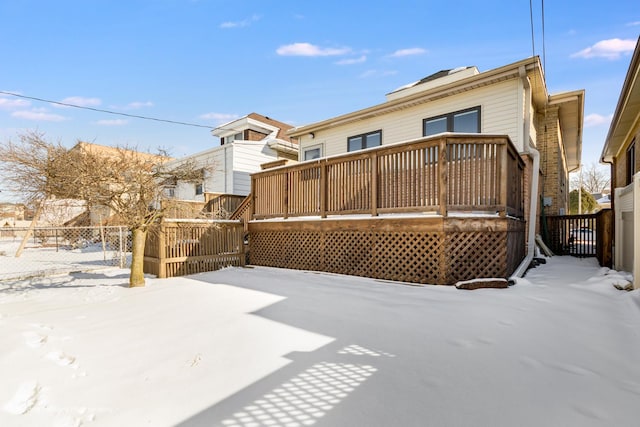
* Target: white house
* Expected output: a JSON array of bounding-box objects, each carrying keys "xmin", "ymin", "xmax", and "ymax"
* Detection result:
[{"xmin": 166, "ymin": 113, "xmax": 298, "ymax": 201}]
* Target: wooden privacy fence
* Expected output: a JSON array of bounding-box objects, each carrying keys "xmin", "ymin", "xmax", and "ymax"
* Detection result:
[
  {"xmin": 543, "ymin": 209, "xmax": 613, "ymax": 267},
  {"xmin": 251, "ymin": 134, "xmax": 525, "ymax": 220},
  {"xmin": 144, "ymin": 220, "xmax": 245, "ymax": 278}
]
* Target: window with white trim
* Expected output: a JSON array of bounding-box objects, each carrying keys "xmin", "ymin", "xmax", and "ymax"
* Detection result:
[{"xmin": 304, "ymin": 145, "xmax": 322, "ymax": 161}]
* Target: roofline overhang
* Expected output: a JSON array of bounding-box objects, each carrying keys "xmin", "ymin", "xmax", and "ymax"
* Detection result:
[
  {"xmin": 548, "ymin": 89, "xmax": 585, "ymax": 172},
  {"xmin": 600, "ymin": 36, "xmax": 640, "ymax": 164},
  {"xmin": 288, "ymin": 57, "xmax": 546, "ymax": 137}
]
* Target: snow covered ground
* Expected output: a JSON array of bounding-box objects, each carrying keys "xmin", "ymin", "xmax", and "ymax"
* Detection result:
[
  {"xmin": 0, "ymin": 257, "xmax": 639, "ymax": 426},
  {"xmin": 0, "ymin": 239, "xmax": 127, "ymax": 281}
]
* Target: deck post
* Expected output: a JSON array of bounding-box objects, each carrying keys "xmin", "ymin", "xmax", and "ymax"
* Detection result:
[
  {"xmin": 371, "ymin": 152, "xmax": 378, "ymax": 217},
  {"xmin": 250, "ymin": 178, "xmax": 256, "ymax": 220},
  {"xmin": 283, "ymin": 172, "xmax": 289, "ymax": 219},
  {"xmin": 499, "ymin": 142, "xmax": 508, "ymax": 217},
  {"xmin": 320, "ymin": 160, "xmax": 327, "ymax": 218},
  {"xmin": 439, "ymin": 138, "xmax": 448, "ymax": 216}
]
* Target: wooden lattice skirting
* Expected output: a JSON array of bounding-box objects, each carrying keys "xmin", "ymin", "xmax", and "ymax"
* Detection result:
[{"xmin": 248, "ymin": 217, "xmax": 525, "ymax": 285}]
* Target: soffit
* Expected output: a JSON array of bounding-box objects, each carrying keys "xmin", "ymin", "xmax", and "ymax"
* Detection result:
[
  {"xmin": 601, "ymin": 40, "xmax": 640, "ymax": 163},
  {"xmin": 549, "ymin": 90, "xmax": 585, "ymax": 172}
]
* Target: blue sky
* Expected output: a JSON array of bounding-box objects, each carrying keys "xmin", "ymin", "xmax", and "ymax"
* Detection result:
[{"xmin": 0, "ymin": 0, "xmax": 638, "ymax": 172}]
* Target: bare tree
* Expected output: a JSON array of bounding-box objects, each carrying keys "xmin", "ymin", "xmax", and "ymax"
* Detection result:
[
  {"xmin": 0, "ymin": 132, "xmax": 204, "ymax": 287},
  {"xmin": 570, "ymin": 163, "xmax": 611, "ymax": 194}
]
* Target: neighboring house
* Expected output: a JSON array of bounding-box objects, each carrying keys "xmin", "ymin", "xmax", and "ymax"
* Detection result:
[
  {"xmin": 600, "ymin": 36, "xmax": 640, "ymax": 287},
  {"xmin": 164, "ymin": 113, "xmax": 298, "ymax": 201},
  {"xmin": 0, "ymin": 203, "xmax": 25, "ymax": 226},
  {"xmin": 245, "ymin": 56, "xmax": 584, "ymax": 285},
  {"xmin": 68, "ymin": 142, "xmax": 172, "ymax": 225},
  {"xmin": 290, "ymin": 56, "xmax": 584, "ymax": 217}
]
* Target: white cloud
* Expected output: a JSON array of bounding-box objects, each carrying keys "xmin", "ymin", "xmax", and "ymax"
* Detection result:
[
  {"xmin": 11, "ymin": 110, "xmax": 67, "ymax": 122},
  {"xmin": 571, "ymin": 38, "xmax": 637, "ymax": 59},
  {"xmin": 627, "ymin": 21, "xmax": 640, "ymax": 27},
  {"xmin": 0, "ymin": 97, "xmax": 30, "ymax": 110},
  {"xmin": 336, "ymin": 55, "xmax": 367, "ymax": 65},
  {"xmin": 199, "ymin": 112, "xmax": 239, "ymax": 123},
  {"xmin": 584, "ymin": 113, "xmax": 613, "ymax": 127},
  {"xmin": 125, "ymin": 101, "xmax": 154, "ymax": 110},
  {"xmin": 276, "ymin": 43, "xmax": 351, "ymax": 57},
  {"xmin": 56, "ymin": 96, "xmax": 102, "ymax": 108},
  {"xmin": 389, "ymin": 47, "xmax": 427, "ymax": 58},
  {"xmin": 220, "ymin": 14, "xmax": 260, "ymax": 29},
  {"xmin": 95, "ymin": 119, "xmax": 128, "ymax": 126}
]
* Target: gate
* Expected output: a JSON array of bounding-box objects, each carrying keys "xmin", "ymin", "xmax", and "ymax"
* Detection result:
[{"xmin": 543, "ymin": 209, "xmax": 613, "ymax": 267}]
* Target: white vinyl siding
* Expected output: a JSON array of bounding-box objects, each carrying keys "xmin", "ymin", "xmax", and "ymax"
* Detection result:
[
  {"xmin": 299, "ymin": 79, "xmax": 521, "ymax": 157},
  {"xmin": 230, "ymin": 142, "xmax": 278, "ymax": 195},
  {"xmin": 168, "ymin": 141, "xmax": 279, "ymax": 200}
]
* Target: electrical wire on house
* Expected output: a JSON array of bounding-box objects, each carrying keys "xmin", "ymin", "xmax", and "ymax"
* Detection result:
[{"xmin": 0, "ymin": 90, "xmax": 217, "ymax": 130}]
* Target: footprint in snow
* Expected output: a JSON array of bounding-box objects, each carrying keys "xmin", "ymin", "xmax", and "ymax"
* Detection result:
[
  {"xmin": 23, "ymin": 331, "xmax": 48, "ymax": 348},
  {"xmin": 46, "ymin": 351, "xmax": 77, "ymax": 368},
  {"xmin": 3, "ymin": 381, "xmax": 40, "ymax": 415}
]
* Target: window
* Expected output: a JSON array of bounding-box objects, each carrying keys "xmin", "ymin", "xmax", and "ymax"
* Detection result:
[
  {"xmin": 164, "ymin": 187, "xmax": 176, "ymax": 198},
  {"xmin": 347, "ymin": 130, "xmax": 382, "ymax": 152},
  {"xmin": 222, "ymin": 132, "xmax": 243, "ymax": 145},
  {"xmin": 195, "ymin": 183, "xmax": 203, "ymax": 195},
  {"xmin": 423, "ymin": 106, "xmax": 481, "ymax": 136},
  {"xmin": 626, "ymin": 140, "xmax": 636, "ymax": 186},
  {"xmin": 304, "ymin": 145, "xmax": 322, "ymax": 161}
]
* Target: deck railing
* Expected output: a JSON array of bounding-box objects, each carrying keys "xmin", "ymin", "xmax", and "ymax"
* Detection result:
[{"xmin": 251, "ymin": 134, "xmax": 525, "ymax": 219}]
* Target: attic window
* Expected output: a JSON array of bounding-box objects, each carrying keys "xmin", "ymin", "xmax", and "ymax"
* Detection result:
[
  {"xmin": 222, "ymin": 132, "xmax": 243, "ymax": 145},
  {"xmin": 423, "ymin": 106, "xmax": 481, "ymax": 136}
]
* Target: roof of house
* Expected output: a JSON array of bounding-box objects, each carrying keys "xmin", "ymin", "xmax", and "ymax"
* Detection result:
[
  {"xmin": 71, "ymin": 142, "xmax": 172, "ymax": 164},
  {"xmin": 287, "ymin": 56, "xmax": 583, "ymax": 171},
  {"xmin": 287, "ymin": 57, "xmax": 548, "ymax": 137},
  {"xmin": 601, "ymin": 36, "xmax": 640, "ymax": 163},
  {"xmin": 211, "ymin": 112, "xmax": 298, "ymax": 144}
]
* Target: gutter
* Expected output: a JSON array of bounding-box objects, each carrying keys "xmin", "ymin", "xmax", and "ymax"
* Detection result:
[{"xmin": 510, "ymin": 68, "xmax": 541, "ymax": 280}]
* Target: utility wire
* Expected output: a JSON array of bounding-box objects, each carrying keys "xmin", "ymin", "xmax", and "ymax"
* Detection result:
[
  {"xmin": 529, "ymin": 0, "xmax": 536, "ymax": 59},
  {"xmin": 541, "ymin": 0, "xmax": 546, "ymax": 72},
  {"xmin": 0, "ymin": 90, "xmax": 216, "ymax": 129}
]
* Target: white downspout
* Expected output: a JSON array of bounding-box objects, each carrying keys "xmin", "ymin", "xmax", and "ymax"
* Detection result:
[{"xmin": 510, "ymin": 68, "xmax": 540, "ymax": 280}]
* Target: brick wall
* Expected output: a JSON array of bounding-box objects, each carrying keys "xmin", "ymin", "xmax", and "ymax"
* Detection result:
[{"xmin": 537, "ymin": 106, "xmax": 569, "ymax": 215}]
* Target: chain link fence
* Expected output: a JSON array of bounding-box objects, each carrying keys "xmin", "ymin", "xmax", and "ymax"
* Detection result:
[{"xmin": 0, "ymin": 226, "xmax": 131, "ymax": 281}]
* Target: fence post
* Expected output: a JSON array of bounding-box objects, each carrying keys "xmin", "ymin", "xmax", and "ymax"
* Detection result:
[
  {"xmin": 158, "ymin": 222, "xmax": 167, "ymax": 278},
  {"xmin": 119, "ymin": 226, "xmax": 125, "ymax": 268}
]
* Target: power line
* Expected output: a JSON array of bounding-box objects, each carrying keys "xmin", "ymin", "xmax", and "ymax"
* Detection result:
[
  {"xmin": 541, "ymin": 0, "xmax": 546, "ymax": 72},
  {"xmin": 529, "ymin": 0, "xmax": 536, "ymax": 58},
  {"xmin": 0, "ymin": 90, "xmax": 216, "ymax": 129}
]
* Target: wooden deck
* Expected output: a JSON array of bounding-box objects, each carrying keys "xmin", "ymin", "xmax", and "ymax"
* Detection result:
[
  {"xmin": 247, "ymin": 134, "xmax": 527, "ymax": 285},
  {"xmin": 251, "ymin": 134, "xmax": 525, "ymax": 220}
]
